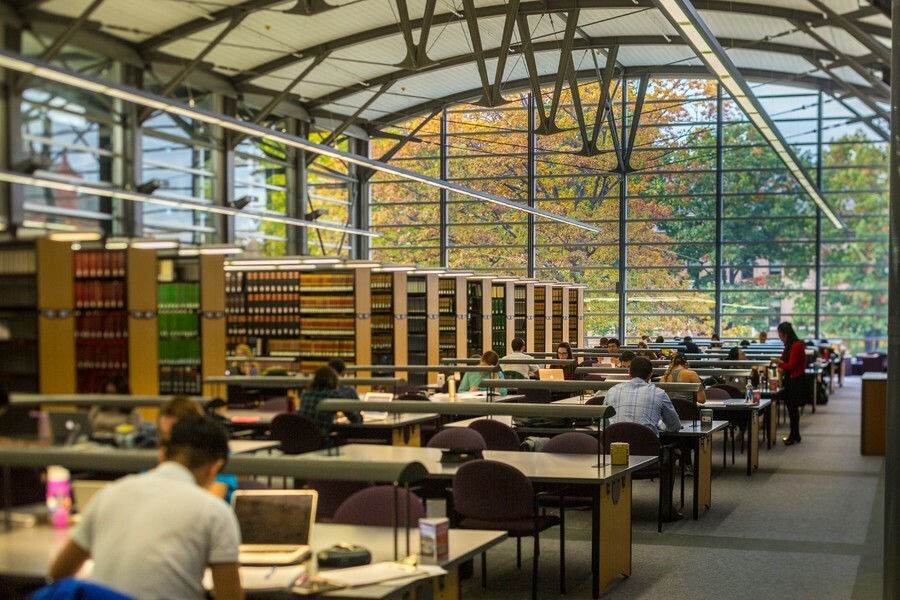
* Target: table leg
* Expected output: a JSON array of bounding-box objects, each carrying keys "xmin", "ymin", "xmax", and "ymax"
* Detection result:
[
  {"xmin": 431, "ymin": 566, "xmax": 460, "ymax": 600},
  {"xmin": 593, "ymin": 474, "xmax": 632, "ymax": 598},
  {"xmin": 392, "ymin": 424, "xmax": 422, "ymax": 447},
  {"xmin": 767, "ymin": 402, "xmax": 777, "ymax": 450},
  {"xmin": 694, "ymin": 436, "xmax": 712, "ymax": 519},
  {"xmin": 747, "ymin": 410, "xmax": 759, "ymax": 476}
]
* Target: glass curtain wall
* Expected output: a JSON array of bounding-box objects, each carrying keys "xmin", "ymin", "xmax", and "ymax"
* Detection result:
[{"xmin": 368, "ymin": 78, "xmax": 889, "ymax": 353}]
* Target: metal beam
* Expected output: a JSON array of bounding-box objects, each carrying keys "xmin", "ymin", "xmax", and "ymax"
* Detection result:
[
  {"xmin": 229, "ymin": 0, "xmax": 888, "ymax": 84},
  {"xmin": 375, "ymin": 108, "xmax": 440, "ymax": 164},
  {"xmin": 461, "ymin": 0, "xmax": 493, "ymax": 103},
  {"xmin": 516, "ymin": 13, "xmax": 552, "ymax": 133},
  {"xmin": 812, "ymin": 58, "xmax": 890, "ymax": 121},
  {"xmin": 566, "ymin": 54, "xmax": 590, "ymax": 150},
  {"xmin": 795, "ymin": 22, "xmax": 891, "ymax": 98},
  {"xmin": 825, "ymin": 91, "xmax": 889, "ymax": 141},
  {"xmin": 583, "ymin": 44, "xmax": 618, "ymax": 157},
  {"xmin": 541, "ymin": 9, "xmax": 580, "ymax": 135},
  {"xmin": 623, "ymin": 75, "xmax": 648, "ymax": 171},
  {"xmin": 300, "ymin": 34, "xmax": 836, "ymax": 110},
  {"xmin": 394, "ymin": 0, "xmax": 437, "ymax": 70},
  {"xmin": 306, "ymin": 81, "xmax": 393, "ymax": 167},
  {"xmin": 138, "ymin": 0, "xmax": 288, "ymax": 53},
  {"xmin": 806, "ymin": 0, "xmax": 890, "ymax": 65},
  {"xmin": 484, "ymin": 0, "xmax": 521, "ymax": 107},
  {"xmin": 284, "ymin": 0, "xmax": 337, "ymax": 16},
  {"xmin": 39, "ymin": 0, "xmax": 104, "ymax": 63},
  {"xmin": 228, "ymin": 51, "xmax": 329, "ymax": 149}
]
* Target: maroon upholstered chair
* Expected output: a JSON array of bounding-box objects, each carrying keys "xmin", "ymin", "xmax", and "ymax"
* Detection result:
[
  {"xmin": 452, "ymin": 460, "xmax": 561, "ymax": 600},
  {"xmin": 542, "ymin": 431, "xmax": 599, "ymax": 454},
  {"xmin": 584, "ymin": 373, "xmax": 605, "ymax": 381},
  {"xmin": 521, "ymin": 388, "xmax": 553, "ymax": 404},
  {"xmin": 258, "ymin": 397, "xmax": 291, "ymax": 412},
  {"xmin": 332, "ymin": 485, "xmax": 426, "ymax": 527},
  {"xmin": 602, "ymin": 422, "xmax": 672, "ymax": 532},
  {"xmin": 468, "ymin": 419, "xmax": 521, "ymax": 452},
  {"xmin": 305, "ymin": 481, "xmax": 369, "ymax": 521},
  {"xmin": 585, "ymin": 394, "xmax": 605, "ymax": 405},
  {"xmin": 426, "ymin": 428, "xmax": 486, "ymax": 451},
  {"xmin": 711, "ymin": 384, "xmax": 743, "ymax": 398},
  {"xmin": 704, "ymin": 387, "xmax": 730, "ymax": 400}
]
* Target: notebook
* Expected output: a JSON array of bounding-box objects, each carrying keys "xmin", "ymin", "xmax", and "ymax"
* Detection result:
[
  {"xmin": 48, "ymin": 411, "xmax": 93, "ymax": 446},
  {"xmin": 361, "ymin": 392, "xmax": 394, "ymax": 422},
  {"xmin": 232, "ymin": 490, "xmax": 318, "ymax": 566},
  {"xmin": 538, "ymin": 368, "xmax": 565, "ymax": 381}
]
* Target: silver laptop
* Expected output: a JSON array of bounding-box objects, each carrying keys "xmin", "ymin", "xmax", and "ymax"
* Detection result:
[
  {"xmin": 232, "ymin": 490, "xmax": 318, "ymax": 565},
  {"xmin": 361, "ymin": 392, "xmax": 394, "ymax": 422},
  {"xmin": 48, "ymin": 411, "xmax": 93, "ymax": 446},
  {"xmin": 538, "ymin": 368, "xmax": 565, "ymax": 381}
]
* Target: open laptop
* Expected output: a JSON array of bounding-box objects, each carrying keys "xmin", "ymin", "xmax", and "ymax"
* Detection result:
[
  {"xmin": 48, "ymin": 411, "xmax": 93, "ymax": 446},
  {"xmin": 232, "ymin": 490, "xmax": 318, "ymax": 565},
  {"xmin": 361, "ymin": 392, "xmax": 394, "ymax": 422},
  {"xmin": 538, "ymin": 368, "xmax": 565, "ymax": 381}
]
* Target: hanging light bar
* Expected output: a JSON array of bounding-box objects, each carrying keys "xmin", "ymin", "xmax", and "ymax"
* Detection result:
[
  {"xmin": 0, "ymin": 49, "xmax": 601, "ymax": 234},
  {"xmin": 651, "ymin": 0, "xmax": 847, "ymax": 230},
  {"xmin": 0, "ymin": 170, "xmax": 378, "ymax": 238}
]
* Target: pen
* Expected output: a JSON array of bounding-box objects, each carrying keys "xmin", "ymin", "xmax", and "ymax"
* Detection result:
[{"xmin": 265, "ymin": 566, "xmax": 277, "ymax": 579}]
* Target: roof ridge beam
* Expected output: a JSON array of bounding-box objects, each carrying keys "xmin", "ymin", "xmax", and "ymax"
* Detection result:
[{"xmin": 805, "ymin": 0, "xmax": 890, "ymax": 64}]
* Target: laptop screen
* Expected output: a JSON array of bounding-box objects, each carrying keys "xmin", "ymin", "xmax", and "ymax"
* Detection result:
[
  {"xmin": 362, "ymin": 392, "xmax": 394, "ymax": 403},
  {"xmin": 48, "ymin": 411, "xmax": 92, "ymax": 446},
  {"xmin": 539, "ymin": 369, "xmax": 564, "ymax": 381},
  {"xmin": 232, "ymin": 491, "xmax": 317, "ymax": 546}
]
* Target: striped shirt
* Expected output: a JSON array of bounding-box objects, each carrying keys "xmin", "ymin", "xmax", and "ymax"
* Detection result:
[{"xmin": 604, "ymin": 377, "xmax": 681, "ymax": 435}]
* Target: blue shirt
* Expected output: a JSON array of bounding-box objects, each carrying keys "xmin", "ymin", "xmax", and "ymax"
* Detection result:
[{"xmin": 604, "ymin": 377, "xmax": 681, "ymax": 435}]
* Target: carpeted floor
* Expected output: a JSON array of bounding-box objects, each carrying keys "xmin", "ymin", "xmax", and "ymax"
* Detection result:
[{"xmin": 455, "ymin": 376, "xmax": 884, "ymax": 599}]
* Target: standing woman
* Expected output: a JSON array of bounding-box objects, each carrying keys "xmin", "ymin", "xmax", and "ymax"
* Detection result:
[{"xmin": 773, "ymin": 322, "xmax": 807, "ymax": 445}]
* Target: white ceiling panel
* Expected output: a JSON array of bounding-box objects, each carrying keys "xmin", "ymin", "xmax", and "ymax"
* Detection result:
[
  {"xmin": 827, "ymin": 64, "xmax": 880, "ymax": 88},
  {"xmin": 727, "ymin": 48, "xmax": 815, "ymax": 74},
  {"xmin": 330, "ymin": 35, "xmax": 410, "ymax": 74},
  {"xmin": 419, "ymin": 19, "xmax": 480, "ymax": 61},
  {"xmin": 41, "ymin": 0, "xmax": 249, "ymax": 41},
  {"xmin": 700, "ymin": 12, "xmax": 794, "ymax": 43},
  {"xmin": 579, "ymin": 8, "xmax": 679, "ymax": 38},
  {"xmin": 156, "ymin": 23, "xmax": 288, "ymax": 74},
  {"xmin": 617, "ymin": 45, "xmax": 702, "ymax": 69}
]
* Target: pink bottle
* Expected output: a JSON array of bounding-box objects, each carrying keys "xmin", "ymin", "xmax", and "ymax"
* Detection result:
[{"xmin": 46, "ymin": 466, "xmax": 71, "ymax": 528}]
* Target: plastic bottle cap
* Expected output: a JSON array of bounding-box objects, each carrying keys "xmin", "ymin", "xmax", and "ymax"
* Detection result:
[{"xmin": 47, "ymin": 465, "xmax": 70, "ymax": 481}]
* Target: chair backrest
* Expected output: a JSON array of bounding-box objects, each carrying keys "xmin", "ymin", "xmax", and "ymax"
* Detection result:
[
  {"xmin": 704, "ymin": 387, "xmax": 731, "ymax": 400},
  {"xmin": 397, "ymin": 392, "xmax": 430, "ymax": 401},
  {"xmin": 468, "ymin": 419, "xmax": 521, "ymax": 451},
  {"xmin": 258, "ymin": 397, "xmax": 290, "ymax": 412},
  {"xmin": 270, "ymin": 413, "xmax": 323, "ymax": 455},
  {"xmin": 332, "ymin": 485, "xmax": 426, "ymax": 527},
  {"xmin": 237, "ymin": 479, "xmax": 270, "ymax": 490},
  {"xmin": 453, "ymin": 460, "xmax": 534, "ymax": 522},
  {"xmin": 522, "ymin": 388, "xmax": 553, "ymax": 404},
  {"xmin": 711, "ymin": 384, "xmax": 743, "ymax": 398},
  {"xmin": 584, "ymin": 373, "xmax": 605, "ymax": 381},
  {"xmin": 503, "ymin": 370, "xmax": 526, "ymax": 380},
  {"xmin": 427, "ymin": 427, "xmax": 487, "ymax": 451},
  {"xmin": 602, "ymin": 422, "xmax": 661, "ymax": 457},
  {"xmin": 671, "ymin": 397, "xmax": 700, "ymax": 420},
  {"xmin": 585, "ymin": 394, "xmax": 605, "ymax": 405},
  {"xmin": 305, "ymin": 480, "xmax": 369, "ymax": 521},
  {"xmin": 541, "ymin": 432, "xmax": 599, "ymax": 455}
]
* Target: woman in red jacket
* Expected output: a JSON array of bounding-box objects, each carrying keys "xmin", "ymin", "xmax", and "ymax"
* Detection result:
[{"xmin": 773, "ymin": 321, "xmax": 807, "ymax": 445}]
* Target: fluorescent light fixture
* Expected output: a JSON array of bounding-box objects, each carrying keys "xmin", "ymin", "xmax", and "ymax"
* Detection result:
[
  {"xmin": 0, "ymin": 49, "xmax": 600, "ymax": 234},
  {"xmin": 412, "ymin": 268, "xmax": 445, "ymax": 274},
  {"xmin": 0, "ymin": 169, "xmax": 378, "ymax": 238},
  {"xmin": 491, "ymin": 277, "xmax": 518, "ymax": 283},
  {"xmin": 197, "ymin": 244, "xmax": 243, "ymax": 255},
  {"xmin": 651, "ymin": 0, "xmax": 846, "ymax": 230},
  {"xmin": 300, "ymin": 257, "xmax": 343, "ymax": 265},
  {"xmin": 440, "ymin": 271, "xmax": 475, "ymax": 277},
  {"xmin": 227, "ymin": 258, "xmax": 305, "ymax": 266},
  {"xmin": 342, "ymin": 261, "xmax": 382, "ymax": 268},
  {"xmin": 373, "ymin": 265, "xmax": 416, "ymax": 272},
  {"xmin": 224, "ymin": 263, "xmax": 316, "ymax": 272},
  {"xmin": 468, "ymin": 275, "xmax": 494, "ymax": 280},
  {"xmin": 105, "ymin": 239, "xmax": 130, "ymax": 250},
  {"xmin": 48, "ymin": 231, "xmax": 103, "ymax": 242},
  {"xmin": 130, "ymin": 239, "xmax": 178, "ymax": 250}
]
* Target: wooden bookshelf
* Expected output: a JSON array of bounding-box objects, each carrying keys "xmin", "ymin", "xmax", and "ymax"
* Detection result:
[
  {"xmin": 438, "ymin": 276, "xmax": 467, "ymax": 362},
  {"xmin": 551, "ymin": 284, "xmax": 564, "ymax": 347},
  {"xmin": 371, "ymin": 270, "xmax": 408, "ymax": 378},
  {"xmin": 424, "ymin": 274, "xmax": 440, "ymax": 384},
  {"xmin": 298, "ymin": 270, "xmax": 358, "ymax": 374},
  {"xmin": 157, "ymin": 255, "xmax": 226, "ymax": 399},
  {"xmin": 406, "ymin": 274, "xmax": 428, "ymax": 386},
  {"xmin": 513, "ymin": 282, "xmax": 528, "ymax": 349},
  {"xmin": 533, "ymin": 283, "xmax": 549, "ymax": 353},
  {"xmin": 0, "ymin": 239, "xmax": 75, "ymax": 394},
  {"xmin": 569, "ymin": 286, "xmax": 584, "ymax": 347},
  {"xmin": 466, "ymin": 278, "xmax": 492, "ymax": 357},
  {"xmin": 490, "ymin": 282, "xmax": 506, "ymax": 356},
  {"xmin": 74, "ymin": 247, "xmax": 158, "ymax": 395},
  {"xmin": 524, "ymin": 282, "xmax": 536, "ymax": 353}
]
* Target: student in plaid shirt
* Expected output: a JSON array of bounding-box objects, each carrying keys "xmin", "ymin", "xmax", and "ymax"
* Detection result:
[
  {"xmin": 604, "ymin": 356, "xmax": 681, "ymax": 435},
  {"xmin": 299, "ymin": 366, "xmax": 361, "ymax": 437}
]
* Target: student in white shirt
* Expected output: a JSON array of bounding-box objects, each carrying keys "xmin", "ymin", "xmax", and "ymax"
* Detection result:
[{"xmin": 501, "ymin": 337, "xmax": 539, "ymax": 379}]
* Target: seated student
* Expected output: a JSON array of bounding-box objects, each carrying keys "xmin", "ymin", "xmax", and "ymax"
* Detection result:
[
  {"xmin": 327, "ymin": 358, "xmax": 360, "ymax": 399},
  {"xmin": 740, "ymin": 339, "xmax": 751, "ymax": 348},
  {"xmin": 458, "ymin": 350, "xmax": 508, "ymax": 395},
  {"xmin": 682, "ymin": 336, "xmax": 702, "ymax": 354},
  {"xmin": 659, "ymin": 353, "xmax": 707, "ymax": 404},
  {"xmin": 710, "ymin": 333, "xmax": 723, "ymax": 348},
  {"xmin": 726, "ymin": 346, "xmax": 747, "ymax": 361},
  {"xmin": 758, "ymin": 331, "xmax": 769, "ymax": 344},
  {"xmin": 90, "ymin": 374, "xmax": 141, "ymax": 437},
  {"xmin": 554, "ymin": 342, "xmax": 578, "ymax": 379},
  {"xmin": 501, "ymin": 337, "xmax": 539, "ymax": 379},
  {"xmin": 158, "ymin": 396, "xmax": 238, "ymax": 504},
  {"xmin": 49, "ymin": 416, "xmax": 244, "ymax": 600},
  {"xmin": 605, "ymin": 356, "xmax": 681, "ymax": 434},
  {"xmin": 604, "ymin": 350, "xmax": 636, "ymax": 381},
  {"xmin": 606, "ymin": 338, "xmax": 623, "ymax": 366},
  {"xmin": 636, "ymin": 341, "xmax": 658, "ymax": 360},
  {"xmin": 300, "ymin": 366, "xmax": 362, "ymax": 438},
  {"xmin": 229, "ymin": 343, "xmax": 259, "ymax": 376},
  {"xmin": 655, "ymin": 335, "xmax": 665, "ymax": 343}
]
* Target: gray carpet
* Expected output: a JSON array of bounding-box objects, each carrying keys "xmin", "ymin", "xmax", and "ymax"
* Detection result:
[{"xmin": 456, "ymin": 376, "xmax": 885, "ymax": 599}]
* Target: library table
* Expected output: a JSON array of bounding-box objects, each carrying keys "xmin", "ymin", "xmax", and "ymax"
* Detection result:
[
  {"xmin": 305, "ymin": 444, "xmax": 658, "ymax": 598},
  {"xmin": 0, "ymin": 523, "xmax": 505, "ymax": 600},
  {"xmin": 660, "ymin": 421, "xmax": 729, "ymax": 519},
  {"xmin": 332, "ymin": 413, "xmax": 439, "ymax": 447},
  {"xmin": 228, "ymin": 439, "xmax": 280, "ymax": 455},
  {"xmin": 701, "ymin": 399, "xmax": 772, "ymax": 476}
]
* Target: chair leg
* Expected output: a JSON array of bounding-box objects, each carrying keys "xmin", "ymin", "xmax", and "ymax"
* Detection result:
[
  {"xmin": 532, "ymin": 533, "xmax": 540, "ymax": 600},
  {"xmin": 516, "ymin": 537, "xmax": 521, "ymax": 569},
  {"xmin": 680, "ymin": 454, "xmax": 685, "ymax": 509},
  {"xmin": 481, "ymin": 552, "xmax": 487, "ymax": 588},
  {"xmin": 731, "ymin": 424, "xmax": 736, "ymax": 465},
  {"xmin": 657, "ymin": 477, "xmax": 663, "ymax": 533}
]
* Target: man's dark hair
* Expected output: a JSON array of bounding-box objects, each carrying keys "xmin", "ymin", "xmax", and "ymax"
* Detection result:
[
  {"xmin": 164, "ymin": 415, "xmax": 230, "ymax": 470},
  {"xmin": 481, "ymin": 350, "xmax": 500, "ymax": 366},
  {"xmin": 618, "ymin": 350, "xmax": 636, "ymax": 364},
  {"xmin": 607, "ymin": 338, "xmax": 621, "ymax": 347},
  {"xmin": 327, "ymin": 358, "xmax": 346, "ymax": 375},
  {"xmin": 683, "ymin": 336, "xmax": 692, "ymax": 342},
  {"xmin": 511, "ymin": 337, "xmax": 526, "ymax": 352},
  {"xmin": 740, "ymin": 339, "xmax": 750, "ymax": 347},
  {"xmin": 628, "ymin": 356, "xmax": 653, "ymax": 380}
]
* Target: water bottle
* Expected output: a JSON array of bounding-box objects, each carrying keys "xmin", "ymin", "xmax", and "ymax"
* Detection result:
[
  {"xmin": 46, "ymin": 466, "xmax": 71, "ymax": 528},
  {"xmin": 448, "ymin": 377, "xmax": 456, "ymax": 402},
  {"xmin": 745, "ymin": 381, "xmax": 753, "ymax": 403}
]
